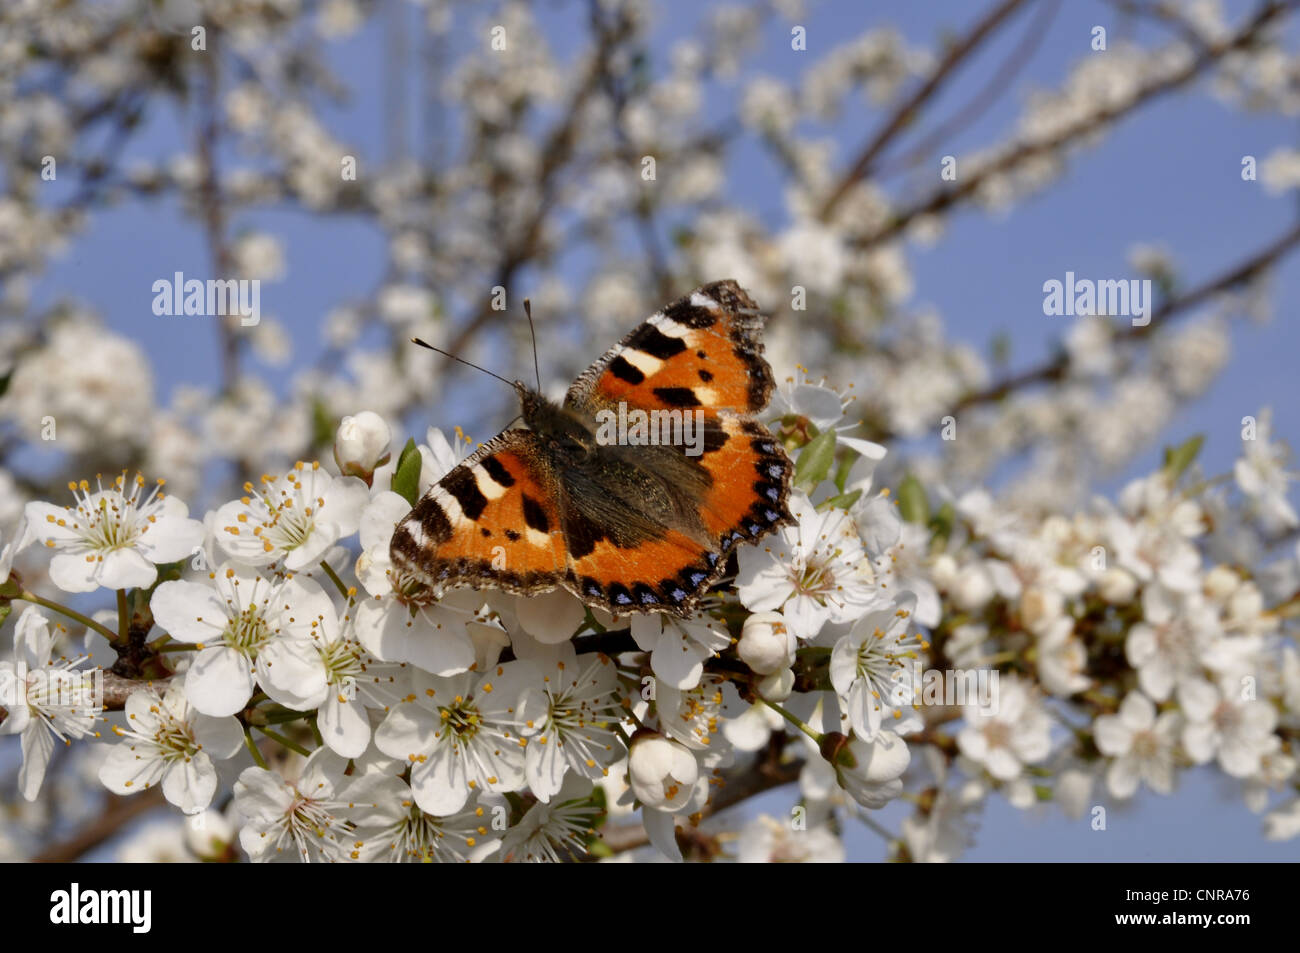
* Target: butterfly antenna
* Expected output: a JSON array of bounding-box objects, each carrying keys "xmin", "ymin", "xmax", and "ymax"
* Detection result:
[
  {"xmin": 409, "ymin": 338, "xmax": 516, "ymax": 389},
  {"xmin": 523, "ymin": 298, "xmax": 541, "ymax": 392}
]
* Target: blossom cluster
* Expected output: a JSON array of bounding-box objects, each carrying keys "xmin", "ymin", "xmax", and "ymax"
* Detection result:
[
  {"xmin": 1, "ymin": 378, "xmax": 1298, "ymax": 863},
  {"xmin": 0, "ymin": 392, "xmax": 914, "ymax": 861},
  {"xmin": 2, "ymin": 0, "xmax": 1300, "ymax": 863}
]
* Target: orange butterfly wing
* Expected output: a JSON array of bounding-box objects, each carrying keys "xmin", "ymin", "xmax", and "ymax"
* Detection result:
[
  {"xmin": 560, "ymin": 280, "xmax": 794, "ymax": 614},
  {"xmin": 389, "ymin": 431, "xmax": 568, "ymax": 596},
  {"xmin": 566, "ymin": 280, "xmax": 776, "ymax": 415},
  {"xmin": 390, "ymin": 280, "xmax": 793, "ymax": 617}
]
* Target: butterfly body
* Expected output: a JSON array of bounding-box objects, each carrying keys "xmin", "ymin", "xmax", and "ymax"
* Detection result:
[{"xmin": 390, "ymin": 280, "xmax": 794, "ymax": 617}]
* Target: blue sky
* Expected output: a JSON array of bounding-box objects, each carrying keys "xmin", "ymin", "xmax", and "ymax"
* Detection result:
[{"xmin": 27, "ymin": 0, "xmax": 1300, "ymax": 860}]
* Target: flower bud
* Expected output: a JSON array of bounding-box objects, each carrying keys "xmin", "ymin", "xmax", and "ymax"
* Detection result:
[
  {"xmin": 183, "ymin": 809, "xmax": 235, "ymax": 861},
  {"xmin": 1203, "ymin": 565, "xmax": 1240, "ymax": 601},
  {"xmin": 757, "ymin": 666, "xmax": 795, "ymax": 702},
  {"xmin": 628, "ymin": 733, "xmax": 698, "ymax": 812},
  {"xmin": 738, "ymin": 611, "xmax": 795, "ymax": 674},
  {"xmin": 931, "ymin": 553, "xmax": 959, "ymax": 589},
  {"xmin": 952, "ymin": 564, "xmax": 994, "ymax": 612},
  {"xmin": 1019, "ymin": 585, "xmax": 1062, "ymax": 635},
  {"xmin": 829, "ymin": 732, "xmax": 910, "ymax": 809},
  {"xmin": 1097, "ymin": 567, "xmax": 1137, "ymax": 605},
  {"xmin": 334, "ymin": 412, "xmax": 391, "ymax": 481}
]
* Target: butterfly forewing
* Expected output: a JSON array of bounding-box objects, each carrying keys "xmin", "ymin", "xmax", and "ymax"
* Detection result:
[
  {"xmin": 566, "ymin": 280, "xmax": 776, "ymax": 416},
  {"xmin": 390, "ymin": 431, "xmax": 567, "ymax": 594}
]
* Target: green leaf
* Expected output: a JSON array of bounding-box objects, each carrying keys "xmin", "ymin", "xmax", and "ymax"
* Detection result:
[
  {"xmin": 0, "ymin": 601, "xmax": 11, "ymax": 629},
  {"xmin": 990, "ymin": 331, "xmax": 1012, "ymax": 366},
  {"xmin": 794, "ymin": 430, "xmax": 837, "ymax": 490},
  {"xmin": 929, "ymin": 501, "xmax": 955, "ymax": 543},
  {"xmin": 152, "ymin": 559, "xmax": 187, "ymax": 585},
  {"xmin": 1162, "ymin": 434, "xmax": 1204, "ymax": 482},
  {"xmin": 311, "ymin": 399, "xmax": 336, "ymax": 450},
  {"xmin": 896, "ymin": 474, "xmax": 929, "ymax": 525},
  {"xmin": 832, "ymin": 453, "xmax": 853, "ymax": 494},
  {"xmin": 587, "ymin": 785, "xmax": 608, "ymax": 826},
  {"xmin": 392, "ymin": 438, "xmax": 422, "ymax": 507},
  {"xmin": 819, "ymin": 489, "xmax": 862, "ymax": 511}
]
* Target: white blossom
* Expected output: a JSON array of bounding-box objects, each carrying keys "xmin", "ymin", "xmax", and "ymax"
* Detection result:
[
  {"xmin": 213, "ymin": 462, "xmax": 368, "ymax": 571},
  {"xmin": 150, "ymin": 565, "xmax": 335, "ymax": 717},
  {"xmin": 957, "ymin": 677, "xmax": 1051, "ymax": 782},
  {"xmin": 1092, "ymin": 691, "xmax": 1180, "ymax": 797},
  {"xmin": 737, "ymin": 491, "xmax": 890, "ymax": 639},
  {"xmin": 99, "ymin": 687, "xmax": 243, "ymax": 815},
  {"xmin": 373, "ymin": 663, "xmax": 535, "ymax": 815},
  {"xmin": 0, "ymin": 608, "xmax": 100, "ymax": 800},
  {"xmin": 25, "ymin": 474, "xmax": 204, "ymax": 593},
  {"xmin": 233, "ymin": 749, "xmax": 352, "ymax": 862}
]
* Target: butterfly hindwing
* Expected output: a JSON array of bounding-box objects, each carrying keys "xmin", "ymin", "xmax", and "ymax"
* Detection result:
[
  {"xmin": 390, "ymin": 431, "xmax": 567, "ymax": 595},
  {"xmin": 694, "ymin": 412, "xmax": 793, "ymax": 547},
  {"xmin": 560, "ymin": 515, "xmax": 718, "ymax": 613},
  {"xmin": 557, "ymin": 413, "xmax": 792, "ymax": 615}
]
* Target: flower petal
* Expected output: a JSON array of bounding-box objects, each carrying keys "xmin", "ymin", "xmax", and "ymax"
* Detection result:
[{"xmin": 185, "ymin": 647, "xmax": 256, "ymax": 717}]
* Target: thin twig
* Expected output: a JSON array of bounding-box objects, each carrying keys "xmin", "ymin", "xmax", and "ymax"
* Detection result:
[
  {"xmin": 195, "ymin": 18, "xmax": 239, "ymax": 395},
  {"xmin": 32, "ymin": 788, "xmax": 166, "ymax": 863},
  {"xmin": 944, "ymin": 220, "xmax": 1300, "ymax": 421},
  {"xmin": 439, "ymin": 9, "xmax": 639, "ymax": 366},
  {"xmin": 850, "ymin": 0, "xmax": 1299, "ymax": 249},
  {"xmin": 818, "ymin": 0, "xmax": 1036, "ymax": 219},
  {"xmin": 873, "ymin": 0, "xmax": 1063, "ymax": 180}
]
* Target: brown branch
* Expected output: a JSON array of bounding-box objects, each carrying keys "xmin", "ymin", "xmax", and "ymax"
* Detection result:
[
  {"xmin": 32, "ymin": 788, "xmax": 166, "ymax": 863},
  {"xmin": 818, "ymin": 0, "xmax": 1036, "ymax": 219},
  {"xmin": 0, "ymin": 672, "xmax": 169, "ymax": 728},
  {"xmin": 102, "ymin": 671, "xmax": 171, "ymax": 709},
  {"xmin": 873, "ymin": 0, "xmax": 1062, "ymax": 180},
  {"xmin": 943, "ymin": 220, "xmax": 1300, "ymax": 421},
  {"xmin": 1106, "ymin": 0, "xmax": 1217, "ymax": 53},
  {"xmin": 852, "ymin": 0, "xmax": 1299, "ymax": 249},
  {"xmin": 589, "ymin": 0, "xmax": 676, "ymax": 302},
  {"xmin": 195, "ymin": 19, "xmax": 239, "ymax": 396},
  {"xmin": 439, "ymin": 9, "xmax": 638, "ymax": 364}
]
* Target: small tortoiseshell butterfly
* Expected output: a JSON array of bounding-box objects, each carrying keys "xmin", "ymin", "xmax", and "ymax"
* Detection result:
[{"xmin": 389, "ymin": 280, "xmax": 794, "ymax": 617}]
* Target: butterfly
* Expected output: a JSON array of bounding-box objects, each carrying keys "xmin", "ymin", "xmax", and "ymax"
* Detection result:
[{"xmin": 389, "ymin": 280, "xmax": 794, "ymax": 617}]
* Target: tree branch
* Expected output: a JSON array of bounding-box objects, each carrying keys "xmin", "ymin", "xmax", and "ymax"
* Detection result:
[
  {"xmin": 195, "ymin": 18, "xmax": 239, "ymax": 396},
  {"xmin": 818, "ymin": 0, "xmax": 1036, "ymax": 219},
  {"xmin": 851, "ymin": 0, "xmax": 1299, "ymax": 249},
  {"xmin": 440, "ymin": 12, "xmax": 639, "ymax": 366},
  {"xmin": 873, "ymin": 0, "xmax": 1062, "ymax": 180},
  {"xmin": 32, "ymin": 789, "xmax": 166, "ymax": 863},
  {"xmin": 941, "ymin": 219, "xmax": 1300, "ymax": 422},
  {"xmin": 0, "ymin": 672, "xmax": 169, "ymax": 728}
]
